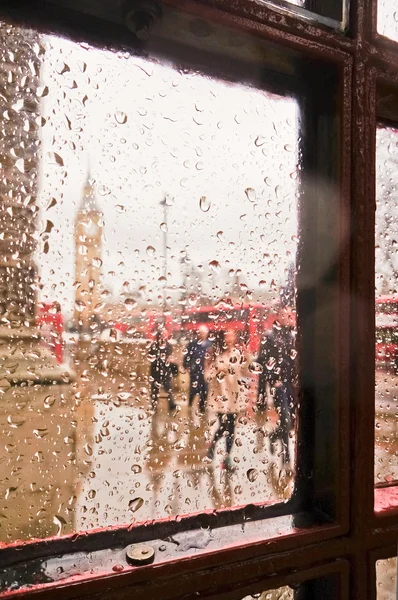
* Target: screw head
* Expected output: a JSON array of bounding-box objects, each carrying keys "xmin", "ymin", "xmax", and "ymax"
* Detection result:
[{"xmin": 125, "ymin": 544, "xmax": 155, "ymax": 566}]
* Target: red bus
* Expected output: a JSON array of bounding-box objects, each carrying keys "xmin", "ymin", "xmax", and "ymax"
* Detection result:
[
  {"xmin": 375, "ymin": 295, "xmax": 398, "ymax": 367},
  {"xmin": 115, "ymin": 302, "xmax": 295, "ymax": 355},
  {"xmin": 180, "ymin": 302, "xmax": 277, "ymax": 353},
  {"xmin": 138, "ymin": 302, "xmax": 291, "ymax": 354},
  {"xmin": 36, "ymin": 302, "xmax": 64, "ymax": 364}
]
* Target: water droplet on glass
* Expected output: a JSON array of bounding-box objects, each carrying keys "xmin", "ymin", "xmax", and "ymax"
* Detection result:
[
  {"xmin": 129, "ymin": 497, "xmax": 144, "ymax": 513},
  {"xmin": 247, "ymin": 468, "xmax": 259, "ymax": 483},
  {"xmin": 92, "ymin": 257, "xmax": 103, "ymax": 268},
  {"xmin": 115, "ymin": 111, "xmax": 127, "ymax": 124},
  {"xmin": 209, "ymin": 260, "xmax": 220, "ymax": 272},
  {"xmin": 75, "ymin": 300, "xmax": 86, "ymax": 312},
  {"xmin": 53, "ymin": 515, "xmax": 67, "ymax": 537},
  {"xmin": 199, "ymin": 196, "xmax": 211, "ymax": 212},
  {"xmin": 37, "ymin": 85, "xmax": 49, "ymax": 98},
  {"xmin": 245, "ymin": 188, "xmax": 256, "ymax": 202},
  {"xmin": 124, "ymin": 297, "xmax": 137, "ymax": 311},
  {"xmin": 248, "ymin": 362, "xmax": 264, "ymax": 374}
]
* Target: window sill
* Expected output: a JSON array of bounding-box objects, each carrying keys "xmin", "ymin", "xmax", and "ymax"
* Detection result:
[{"xmin": 0, "ymin": 510, "xmax": 341, "ymax": 598}]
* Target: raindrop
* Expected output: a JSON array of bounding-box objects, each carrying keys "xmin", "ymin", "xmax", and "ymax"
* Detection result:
[
  {"xmin": 165, "ymin": 195, "xmax": 175, "ymax": 206},
  {"xmin": 146, "ymin": 245, "xmax": 155, "ymax": 256},
  {"xmin": 5, "ymin": 487, "xmax": 18, "ymax": 500},
  {"xmin": 75, "ymin": 300, "xmax": 86, "ymax": 312},
  {"xmin": 115, "ymin": 111, "xmax": 127, "ymax": 124},
  {"xmin": 112, "ymin": 565, "xmax": 124, "ymax": 573},
  {"xmin": 7, "ymin": 415, "xmax": 25, "ymax": 428},
  {"xmin": 84, "ymin": 443, "xmax": 93, "ymax": 456},
  {"xmin": 247, "ymin": 468, "xmax": 259, "ymax": 483},
  {"xmin": 254, "ymin": 135, "xmax": 266, "ymax": 147},
  {"xmin": 53, "ymin": 515, "xmax": 67, "ymax": 536},
  {"xmin": 248, "ymin": 362, "xmax": 264, "ymax": 374},
  {"xmin": 99, "ymin": 185, "xmax": 111, "ymax": 196},
  {"xmin": 199, "ymin": 196, "xmax": 211, "ymax": 212},
  {"xmin": 209, "ymin": 260, "xmax": 220, "ymax": 272},
  {"xmin": 33, "ymin": 428, "xmax": 49, "ymax": 438},
  {"xmin": 245, "ymin": 188, "xmax": 256, "ymax": 202},
  {"xmin": 37, "ymin": 85, "xmax": 49, "ymax": 98},
  {"xmin": 47, "ymin": 152, "xmax": 64, "ymax": 166},
  {"xmin": 131, "ymin": 464, "xmax": 142, "ymax": 474},
  {"xmin": 115, "ymin": 205, "xmax": 126, "ymax": 214},
  {"xmin": 129, "ymin": 497, "xmax": 144, "ymax": 513},
  {"xmin": 92, "ymin": 257, "xmax": 103, "ymax": 268},
  {"xmin": 124, "ymin": 297, "xmax": 137, "ymax": 311}
]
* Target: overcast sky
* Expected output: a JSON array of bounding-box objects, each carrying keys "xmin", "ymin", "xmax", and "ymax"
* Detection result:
[{"xmin": 36, "ymin": 35, "xmax": 299, "ymax": 318}]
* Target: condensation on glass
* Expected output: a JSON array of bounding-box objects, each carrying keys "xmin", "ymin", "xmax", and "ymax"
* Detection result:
[
  {"xmin": 375, "ymin": 125, "xmax": 398, "ymax": 486},
  {"xmin": 378, "ymin": 0, "xmax": 398, "ymax": 44},
  {"xmin": 0, "ymin": 19, "xmax": 300, "ymax": 543},
  {"xmin": 376, "ymin": 556, "xmax": 398, "ymax": 600},
  {"xmin": 242, "ymin": 587, "xmax": 294, "ymax": 599}
]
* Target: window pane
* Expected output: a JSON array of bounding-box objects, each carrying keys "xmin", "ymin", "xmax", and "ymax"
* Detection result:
[
  {"xmin": 262, "ymin": 0, "xmax": 347, "ymax": 29},
  {"xmin": 376, "ymin": 556, "xmax": 398, "ymax": 600},
  {"xmin": 375, "ymin": 125, "xmax": 398, "ymax": 486},
  {"xmin": 0, "ymin": 21, "xmax": 301, "ymax": 542},
  {"xmin": 378, "ymin": 0, "xmax": 398, "ymax": 43}
]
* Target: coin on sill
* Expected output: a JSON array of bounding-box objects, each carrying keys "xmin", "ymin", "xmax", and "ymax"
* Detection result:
[{"xmin": 125, "ymin": 544, "xmax": 155, "ymax": 566}]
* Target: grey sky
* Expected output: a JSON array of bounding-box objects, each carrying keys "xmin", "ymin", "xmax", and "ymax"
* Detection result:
[{"xmin": 36, "ymin": 35, "xmax": 299, "ymax": 318}]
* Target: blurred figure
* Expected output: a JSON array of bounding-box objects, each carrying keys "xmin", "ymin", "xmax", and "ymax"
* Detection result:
[
  {"xmin": 206, "ymin": 330, "xmax": 250, "ymax": 471},
  {"xmin": 256, "ymin": 306, "xmax": 296, "ymax": 466},
  {"xmin": 183, "ymin": 325, "xmax": 212, "ymax": 413},
  {"xmin": 148, "ymin": 329, "xmax": 177, "ymax": 412}
]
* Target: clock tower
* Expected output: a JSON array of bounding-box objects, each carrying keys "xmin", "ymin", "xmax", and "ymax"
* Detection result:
[{"xmin": 74, "ymin": 173, "xmax": 102, "ymax": 333}]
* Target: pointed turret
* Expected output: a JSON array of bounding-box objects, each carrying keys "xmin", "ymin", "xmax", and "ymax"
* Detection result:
[
  {"xmin": 79, "ymin": 168, "xmax": 99, "ymax": 213},
  {"xmin": 74, "ymin": 165, "xmax": 102, "ymax": 332}
]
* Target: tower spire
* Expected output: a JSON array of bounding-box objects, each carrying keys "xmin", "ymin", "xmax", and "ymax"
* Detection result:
[{"xmin": 79, "ymin": 160, "xmax": 99, "ymax": 212}]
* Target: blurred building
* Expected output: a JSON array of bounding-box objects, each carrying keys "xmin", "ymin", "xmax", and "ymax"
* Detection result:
[
  {"xmin": 0, "ymin": 28, "xmax": 41, "ymax": 326},
  {"xmin": 74, "ymin": 174, "xmax": 102, "ymax": 332},
  {"xmin": 0, "ymin": 25, "xmax": 72, "ymax": 382}
]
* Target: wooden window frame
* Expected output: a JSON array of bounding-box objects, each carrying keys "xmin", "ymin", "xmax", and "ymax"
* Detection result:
[{"xmin": 0, "ymin": 0, "xmax": 396, "ymax": 598}]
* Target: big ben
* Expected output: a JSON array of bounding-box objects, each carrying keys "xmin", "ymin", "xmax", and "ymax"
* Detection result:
[{"xmin": 74, "ymin": 173, "xmax": 102, "ymax": 333}]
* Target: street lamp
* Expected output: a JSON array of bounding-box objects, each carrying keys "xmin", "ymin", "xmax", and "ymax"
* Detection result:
[{"xmin": 160, "ymin": 197, "xmax": 168, "ymax": 312}]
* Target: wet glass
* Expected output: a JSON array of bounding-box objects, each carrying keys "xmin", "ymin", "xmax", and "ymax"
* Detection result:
[
  {"xmin": 262, "ymin": 0, "xmax": 347, "ymax": 29},
  {"xmin": 376, "ymin": 556, "xmax": 397, "ymax": 600},
  {"xmin": 375, "ymin": 125, "xmax": 398, "ymax": 486},
  {"xmin": 0, "ymin": 20, "xmax": 301, "ymax": 543},
  {"xmin": 378, "ymin": 0, "xmax": 398, "ymax": 44}
]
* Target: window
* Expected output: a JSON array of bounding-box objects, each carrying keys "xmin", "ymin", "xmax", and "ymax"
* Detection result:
[
  {"xmin": 376, "ymin": 555, "xmax": 397, "ymax": 600},
  {"xmin": 378, "ymin": 0, "xmax": 398, "ymax": 44},
  {"xmin": 0, "ymin": 0, "xmax": 395, "ymax": 599},
  {"xmin": 261, "ymin": 0, "xmax": 348, "ymax": 30},
  {"xmin": 375, "ymin": 124, "xmax": 398, "ymax": 487}
]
